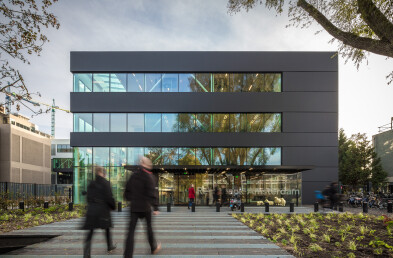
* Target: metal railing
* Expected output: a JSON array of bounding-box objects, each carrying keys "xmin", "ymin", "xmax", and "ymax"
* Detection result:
[
  {"xmin": 378, "ymin": 117, "xmax": 393, "ymax": 133},
  {"xmin": 0, "ymin": 182, "xmax": 72, "ymax": 200}
]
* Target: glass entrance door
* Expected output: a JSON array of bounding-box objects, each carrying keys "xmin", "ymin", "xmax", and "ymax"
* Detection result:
[{"xmin": 175, "ymin": 174, "xmax": 196, "ymax": 205}]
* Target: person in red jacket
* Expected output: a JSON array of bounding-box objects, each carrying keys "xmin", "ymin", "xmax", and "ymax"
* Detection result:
[{"xmin": 188, "ymin": 184, "xmax": 195, "ymax": 209}]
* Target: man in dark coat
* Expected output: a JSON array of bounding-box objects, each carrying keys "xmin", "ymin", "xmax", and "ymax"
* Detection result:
[
  {"xmin": 124, "ymin": 157, "xmax": 161, "ymax": 257},
  {"xmin": 82, "ymin": 166, "xmax": 116, "ymax": 258}
]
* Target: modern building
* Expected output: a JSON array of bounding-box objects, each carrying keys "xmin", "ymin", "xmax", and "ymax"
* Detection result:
[
  {"xmin": 70, "ymin": 51, "xmax": 338, "ymax": 205},
  {"xmin": 51, "ymin": 139, "xmax": 73, "ymax": 184},
  {"xmin": 373, "ymin": 118, "xmax": 393, "ymax": 193},
  {"xmin": 0, "ymin": 112, "xmax": 52, "ymax": 184}
]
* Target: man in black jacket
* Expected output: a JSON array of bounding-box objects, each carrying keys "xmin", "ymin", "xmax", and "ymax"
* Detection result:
[
  {"xmin": 124, "ymin": 157, "xmax": 161, "ymax": 257},
  {"xmin": 82, "ymin": 166, "xmax": 116, "ymax": 258}
]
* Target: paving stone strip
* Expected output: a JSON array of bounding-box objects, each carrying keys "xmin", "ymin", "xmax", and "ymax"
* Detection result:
[{"xmin": 2, "ymin": 207, "xmax": 295, "ymax": 257}]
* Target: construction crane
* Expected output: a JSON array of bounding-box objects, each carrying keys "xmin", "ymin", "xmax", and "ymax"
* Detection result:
[{"xmin": 4, "ymin": 92, "xmax": 70, "ymax": 138}]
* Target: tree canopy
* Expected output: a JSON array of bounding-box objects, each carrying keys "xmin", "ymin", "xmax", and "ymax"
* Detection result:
[
  {"xmin": 228, "ymin": 0, "xmax": 393, "ymax": 83},
  {"xmin": 0, "ymin": 0, "xmax": 60, "ymax": 114},
  {"xmin": 339, "ymin": 129, "xmax": 387, "ymax": 191}
]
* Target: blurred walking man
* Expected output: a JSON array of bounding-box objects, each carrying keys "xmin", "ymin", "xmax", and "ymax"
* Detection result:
[
  {"xmin": 82, "ymin": 166, "xmax": 116, "ymax": 258},
  {"xmin": 124, "ymin": 157, "xmax": 161, "ymax": 257}
]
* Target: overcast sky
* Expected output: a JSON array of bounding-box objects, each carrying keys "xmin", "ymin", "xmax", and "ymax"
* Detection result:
[{"xmin": 10, "ymin": 0, "xmax": 393, "ymax": 139}]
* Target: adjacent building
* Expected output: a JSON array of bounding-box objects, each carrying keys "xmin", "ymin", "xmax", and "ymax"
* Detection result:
[
  {"xmin": 70, "ymin": 51, "xmax": 338, "ymax": 205},
  {"xmin": 373, "ymin": 118, "xmax": 393, "ymax": 193},
  {"xmin": 51, "ymin": 139, "xmax": 73, "ymax": 184},
  {"xmin": 0, "ymin": 112, "xmax": 52, "ymax": 184}
]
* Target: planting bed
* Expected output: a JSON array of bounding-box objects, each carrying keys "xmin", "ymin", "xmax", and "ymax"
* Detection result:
[
  {"xmin": 234, "ymin": 212, "xmax": 393, "ymax": 257},
  {"xmin": 0, "ymin": 205, "xmax": 85, "ymax": 233}
]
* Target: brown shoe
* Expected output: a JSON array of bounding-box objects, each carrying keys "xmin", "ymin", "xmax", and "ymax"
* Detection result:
[{"xmin": 152, "ymin": 242, "xmax": 162, "ymax": 255}]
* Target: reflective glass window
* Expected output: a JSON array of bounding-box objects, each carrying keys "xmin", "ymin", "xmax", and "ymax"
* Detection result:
[
  {"xmin": 93, "ymin": 74, "xmax": 110, "ymax": 92},
  {"xmin": 179, "ymin": 113, "xmax": 195, "ymax": 132},
  {"xmin": 214, "ymin": 74, "xmax": 229, "ymax": 92},
  {"xmin": 230, "ymin": 113, "xmax": 247, "ymax": 132},
  {"xmin": 246, "ymin": 73, "xmax": 264, "ymax": 92},
  {"xmin": 213, "ymin": 114, "xmax": 229, "ymax": 132},
  {"xmin": 93, "ymin": 114, "xmax": 109, "ymax": 132},
  {"xmin": 264, "ymin": 73, "xmax": 281, "ymax": 92},
  {"xmin": 195, "ymin": 73, "xmax": 211, "ymax": 92},
  {"xmin": 213, "ymin": 148, "xmax": 230, "ymax": 165},
  {"xmin": 145, "ymin": 74, "xmax": 162, "ymax": 92},
  {"xmin": 74, "ymin": 113, "xmax": 92, "ymax": 132},
  {"xmin": 195, "ymin": 113, "xmax": 212, "ymax": 132},
  {"xmin": 145, "ymin": 147, "xmax": 162, "ymax": 165},
  {"xmin": 127, "ymin": 147, "xmax": 144, "ymax": 165},
  {"xmin": 128, "ymin": 114, "xmax": 144, "ymax": 132},
  {"xmin": 162, "ymin": 148, "xmax": 178, "ymax": 165},
  {"xmin": 162, "ymin": 74, "xmax": 178, "ymax": 92},
  {"xmin": 74, "ymin": 147, "xmax": 92, "ymax": 167},
  {"xmin": 247, "ymin": 148, "xmax": 281, "ymax": 165},
  {"xmin": 145, "ymin": 113, "xmax": 161, "ymax": 132},
  {"xmin": 179, "ymin": 73, "xmax": 195, "ymax": 92},
  {"xmin": 74, "ymin": 74, "xmax": 92, "ymax": 92},
  {"xmin": 179, "ymin": 148, "xmax": 196, "ymax": 165},
  {"xmin": 162, "ymin": 113, "xmax": 178, "ymax": 132},
  {"xmin": 73, "ymin": 166, "xmax": 93, "ymax": 203},
  {"xmin": 110, "ymin": 114, "xmax": 127, "ymax": 132},
  {"xmin": 127, "ymin": 73, "xmax": 144, "ymax": 92},
  {"xmin": 262, "ymin": 113, "xmax": 281, "ymax": 132},
  {"xmin": 110, "ymin": 147, "xmax": 127, "ymax": 166},
  {"xmin": 229, "ymin": 148, "xmax": 247, "ymax": 165},
  {"xmin": 247, "ymin": 113, "xmax": 266, "ymax": 132},
  {"xmin": 110, "ymin": 74, "xmax": 127, "ymax": 92},
  {"xmin": 229, "ymin": 74, "xmax": 247, "ymax": 92},
  {"xmin": 196, "ymin": 148, "xmax": 212, "ymax": 165},
  {"xmin": 93, "ymin": 147, "xmax": 110, "ymax": 166}
]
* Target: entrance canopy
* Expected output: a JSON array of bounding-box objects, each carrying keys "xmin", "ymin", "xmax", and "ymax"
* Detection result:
[{"xmin": 124, "ymin": 165, "xmax": 314, "ymax": 175}]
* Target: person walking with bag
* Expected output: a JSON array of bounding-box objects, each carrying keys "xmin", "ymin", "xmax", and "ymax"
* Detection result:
[
  {"xmin": 82, "ymin": 166, "xmax": 116, "ymax": 258},
  {"xmin": 188, "ymin": 184, "xmax": 195, "ymax": 209},
  {"xmin": 124, "ymin": 157, "xmax": 161, "ymax": 257}
]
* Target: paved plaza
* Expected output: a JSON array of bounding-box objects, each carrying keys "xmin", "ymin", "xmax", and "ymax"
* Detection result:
[{"xmin": 0, "ymin": 206, "xmax": 313, "ymax": 257}]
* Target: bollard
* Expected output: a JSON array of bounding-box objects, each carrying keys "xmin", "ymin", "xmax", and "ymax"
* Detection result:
[
  {"xmin": 290, "ymin": 202, "xmax": 294, "ymax": 213},
  {"xmin": 240, "ymin": 203, "xmax": 245, "ymax": 212},
  {"xmin": 388, "ymin": 201, "xmax": 392, "ymax": 213},
  {"xmin": 167, "ymin": 203, "xmax": 171, "ymax": 212},
  {"xmin": 68, "ymin": 202, "xmax": 73, "ymax": 211},
  {"xmin": 363, "ymin": 202, "xmax": 368, "ymax": 213},
  {"xmin": 118, "ymin": 202, "xmax": 122, "ymax": 212},
  {"xmin": 44, "ymin": 201, "xmax": 49, "ymax": 209},
  {"xmin": 192, "ymin": 202, "xmax": 195, "ymax": 212},
  {"xmin": 339, "ymin": 202, "xmax": 344, "ymax": 212},
  {"xmin": 216, "ymin": 202, "xmax": 220, "ymax": 212},
  {"xmin": 314, "ymin": 202, "xmax": 319, "ymax": 212},
  {"xmin": 19, "ymin": 201, "xmax": 24, "ymax": 211},
  {"xmin": 265, "ymin": 202, "xmax": 269, "ymax": 213}
]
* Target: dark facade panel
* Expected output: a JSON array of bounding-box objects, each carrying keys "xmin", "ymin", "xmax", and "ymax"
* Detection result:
[
  {"xmin": 70, "ymin": 92, "xmax": 338, "ymax": 113},
  {"xmin": 302, "ymin": 167, "xmax": 339, "ymax": 182},
  {"xmin": 283, "ymin": 72, "xmax": 338, "ymax": 92},
  {"xmin": 70, "ymin": 132, "xmax": 338, "ymax": 148},
  {"xmin": 283, "ymin": 147, "xmax": 338, "ymax": 167},
  {"xmin": 283, "ymin": 112, "xmax": 338, "ymax": 133},
  {"xmin": 302, "ymin": 181, "xmax": 330, "ymax": 204},
  {"xmin": 70, "ymin": 51, "xmax": 338, "ymax": 73}
]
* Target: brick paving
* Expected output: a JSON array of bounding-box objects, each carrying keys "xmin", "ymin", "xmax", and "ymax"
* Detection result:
[{"xmin": 0, "ymin": 206, "xmax": 306, "ymax": 257}]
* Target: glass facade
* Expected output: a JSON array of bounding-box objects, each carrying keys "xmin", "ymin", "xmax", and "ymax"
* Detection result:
[
  {"xmin": 74, "ymin": 113, "xmax": 281, "ymax": 133},
  {"xmin": 73, "ymin": 73, "xmax": 281, "ymax": 92},
  {"xmin": 73, "ymin": 147, "xmax": 294, "ymax": 205}
]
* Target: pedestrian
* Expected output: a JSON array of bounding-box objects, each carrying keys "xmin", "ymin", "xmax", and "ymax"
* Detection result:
[
  {"xmin": 124, "ymin": 157, "xmax": 161, "ymax": 257},
  {"xmin": 188, "ymin": 184, "xmax": 195, "ymax": 209},
  {"xmin": 82, "ymin": 166, "xmax": 116, "ymax": 258},
  {"xmin": 213, "ymin": 185, "xmax": 218, "ymax": 204}
]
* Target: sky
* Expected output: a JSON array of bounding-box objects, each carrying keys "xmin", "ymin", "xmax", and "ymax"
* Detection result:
[{"xmin": 7, "ymin": 0, "xmax": 393, "ymax": 139}]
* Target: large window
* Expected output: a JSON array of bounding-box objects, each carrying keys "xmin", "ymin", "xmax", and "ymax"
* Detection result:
[
  {"xmin": 73, "ymin": 73, "xmax": 282, "ymax": 93},
  {"xmin": 74, "ymin": 113, "xmax": 281, "ymax": 133},
  {"xmin": 57, "ymin": 144, "xmax": 72, "ymax": 153}
]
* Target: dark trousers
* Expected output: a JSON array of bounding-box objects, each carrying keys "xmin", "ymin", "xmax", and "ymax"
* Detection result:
[
  {"xmin": 124, "ymin": 212, "xmax": 157, "ymax": 258},
  {"xmin": 188, "ymin": 198, "xmax": 194, "ymax": 208},
  {"xmin": 84, "ymin": 228, "xmax": 112, "ymax": 257}
]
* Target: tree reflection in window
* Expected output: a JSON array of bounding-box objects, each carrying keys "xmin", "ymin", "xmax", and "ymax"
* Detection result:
[
  {"xmin": 145, "ymin": 147, "xmax": 162, "ymax": 165},
  {"xmin": 179, "ymin": 148, "xmax": 196, "ymax": 165},
  {"xmin": 179, "ymin": 114, "xmax": 196, "ymax": 132},
  {"xmin": 214, "ymin": 74, "xmax": 229, "ymax": 92},
  {"xmin": 229, "ymin": 148, "xmax": 247, "ymax": 165},
  {"xmin": 196, "ymin": 114, "xmax": 212, "ymax": 132},
  {"xmin": 213, "ymin": 114, "xmax": 229, "ymax": 132},
  {"xmin": 248, "ymin": 147, "xmax": 280, "ymax": 165},
  {"xmin": 196, "ymin": 148, "xmax": 213, "ymax": 165},
  {"xmin": 213, "ymin": 148, "xmax": 230, "ymax": 165},
  {"xmin": 162, "ymin": 148, "xmax": 178, "ymax": 165}
]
